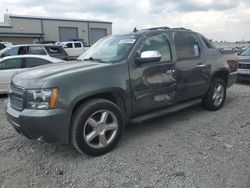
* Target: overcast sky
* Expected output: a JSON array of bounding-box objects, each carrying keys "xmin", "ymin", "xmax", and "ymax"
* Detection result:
[{"xmin": 0, "ymin": 0, "xmax": 250, "ymax": 41}]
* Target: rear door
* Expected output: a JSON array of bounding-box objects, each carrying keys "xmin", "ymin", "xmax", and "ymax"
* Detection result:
[
  {"xmin": 73, "ymin": 42, "xmax": 84, "ymax": 56},
  {"xmin": 28, "ymin": 46, "xmax": 47, "ymax": 56},
  {"xmin": 0, "ymin": 58, "xmax": 24, "ymax": 92},
  {"xmin": 24, "ymin": 58, "xmax": 51, "ymax": 68},
  {"xmin": 63, "ymin": 42, "xmax": 74, "ymax": 56},
  {"xmin": 174, "ymin": 31, "xmax": 210, "ymax": 101}
]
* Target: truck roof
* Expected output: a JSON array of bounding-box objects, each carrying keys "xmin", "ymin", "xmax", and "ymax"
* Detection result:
[{"xmin": 124, "ymin": 26, "xmax": 197, "ymax": 37}]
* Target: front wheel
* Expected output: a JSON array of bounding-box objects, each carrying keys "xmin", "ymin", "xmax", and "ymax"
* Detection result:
[
  {"xmin": 71, "ymin": 99, "xmax": 124, "ymax": 156},
  {"xmin": 202, "ymin": 78, "xmax": 226, "ymax": 111}
]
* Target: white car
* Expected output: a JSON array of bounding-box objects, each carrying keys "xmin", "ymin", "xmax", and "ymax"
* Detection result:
[
  {"xmin": 57, "ymin": 41, "xmax": 86, "ymax": 58},
  {"xmin": 0, "ymin": 55, "xmax": 63, "ymax": 94}
]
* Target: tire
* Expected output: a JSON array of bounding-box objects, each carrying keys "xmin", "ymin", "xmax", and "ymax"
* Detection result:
[
  {"xmin": 202, "ymin": 78, "xmax": 226, "ymax": 111},
  {"xmin": 71, "ymin": 99, "xmax": 124, "ymax": 156}
]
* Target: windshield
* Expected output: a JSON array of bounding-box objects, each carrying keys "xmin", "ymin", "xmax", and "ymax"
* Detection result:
[
  {"xmin": 240, "ymin": 48, "xmax": 250, "ymax": 56},
  {"xmin": 78, "ymin": 35, "xmax": 138, "ymax": 63}
]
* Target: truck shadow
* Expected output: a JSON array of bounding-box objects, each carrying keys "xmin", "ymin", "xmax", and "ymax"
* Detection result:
[
  {"xmin": 236, "ymin": 80, "xmax": 250, "ymax": 86},
  {"xmin": 122, "ymin": 104, "xmax": 203, "ymax": 140},
  {"xmin": 120, "ymin": 98, "xmax": 235, "ymax": 147},
  {"xmin": 4, "ymin": 99, "xmax": 235, "ymax": 160}
]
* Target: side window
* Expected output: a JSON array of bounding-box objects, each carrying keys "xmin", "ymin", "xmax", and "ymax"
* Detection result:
[
  {"xmin": 28, "ymin": 47, "xmax": 47, "ymax": 55},
  {"xmin": 4, "ymin": 47, "xmax": 19, "ymax": 56},
  {"xmin": 141, "ymin": 34, "xmax": 172, "ymax": 62},
  {"xmin": 74, "ymin": 43, "xmax": 82, "ymax": 48},
  {"xmin": 174, "ymin": 32, "xmax": 200, "ymax": 60},
  {"xmin": 18, "ymin": 47, "xmax": 28, "ymax": 55},
  {"xmin": 201, "ymin": 36, "xmax": 215, "ymax": 49},
  {"xmin": 25, "ymin": 58, "xmax": 50, "ymax": 68},
  {"xmin": 0, "ymin": 59, "xmax": 22, "ymax": 70},
  {"xmin": 64, "ymin": 43, "xmax": 73, "ymax": 48},
  {"xmin": 46, "ymin": 47, "xmax": 62, "ymax": 54}
]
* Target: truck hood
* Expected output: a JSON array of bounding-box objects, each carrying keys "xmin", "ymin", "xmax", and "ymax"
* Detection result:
[{"xmin": 12, "ymin": 61, "xmax": 109, "ymax": 89}]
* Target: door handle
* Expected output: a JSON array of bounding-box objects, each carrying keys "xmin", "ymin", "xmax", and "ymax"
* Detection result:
[{"xmin": 196, "ymin": 64, "xmax": 206, "ymax": 68}]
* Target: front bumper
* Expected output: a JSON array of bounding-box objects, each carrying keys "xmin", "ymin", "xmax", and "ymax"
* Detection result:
[
  {"xmin": 5, "ymin": 100, "xmax": 70, "ymax": 143},
  {"xmin": 237, "ymin": 69, "xmax": 250, "ymax": 81}
]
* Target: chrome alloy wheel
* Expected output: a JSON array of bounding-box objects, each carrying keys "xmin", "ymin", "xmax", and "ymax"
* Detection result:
[
  {"xmin": 83, "ymin": 110, "xmax": 118, "ymax": 149},
  {"xmin": 212, "ymin": 83, "xmax": 225, "ymax": 106}
]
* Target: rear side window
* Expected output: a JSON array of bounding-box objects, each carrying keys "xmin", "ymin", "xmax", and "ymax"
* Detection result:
[
  {"xmin": 18, "ymin": 47, "xmax": 28, "ymax": 55},
  {"xmin": 174, "ymin": 32, "xmax": 200, "ymax": 60},
  {"xmin": 25, "ymin": 58, "xmax": 51, "ymax": 68},
  {"xmin": 0, "ymin": 58, "xmax": 22, "ymax": 70},
  {"xmin": 46, "ymin": 47, "xmax": 62, "ymax": 54},
  {"xmin": 201, "ymin": 37, "xmax": 214, "ymax": 49},
  {"xmin": 141, "ymin": 34, "xmax": 172, "ymax": 62},
  {"xmin": 28, "ymin": 47, "xmax": 47, "ymax": 55},
  {"xmin": 74, "ymin": 43, "xmax": 82, "ymax": 48}
]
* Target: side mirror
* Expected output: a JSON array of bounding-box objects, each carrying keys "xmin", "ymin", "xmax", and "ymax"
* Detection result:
[{"xmin": 136, "ymin": 51, "xmax": 161, "ymax": 64}]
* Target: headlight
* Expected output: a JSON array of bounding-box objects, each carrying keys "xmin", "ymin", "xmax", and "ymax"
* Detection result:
[{"xmin": 26, "ymin": 88, "xmax": 58, "ymax": 110}]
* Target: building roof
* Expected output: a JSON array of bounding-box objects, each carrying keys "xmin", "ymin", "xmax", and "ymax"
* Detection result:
[
  {"xmin": 0, "ymin": 22, "xmax": 12, "ymax": 28},
  {"xmin": 8, "ymin": 14, "xmax": 112, "ymax": 24}
]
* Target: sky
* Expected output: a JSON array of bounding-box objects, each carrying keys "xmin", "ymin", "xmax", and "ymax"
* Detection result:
[{"xmin": 0, "ymin": 0, "xmax": 250, "ymax": 42}]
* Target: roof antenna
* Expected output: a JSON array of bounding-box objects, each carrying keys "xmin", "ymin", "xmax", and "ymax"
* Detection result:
[{"xmin": 133, "ymin": 27, "xmax": 138, "ymax": 33}]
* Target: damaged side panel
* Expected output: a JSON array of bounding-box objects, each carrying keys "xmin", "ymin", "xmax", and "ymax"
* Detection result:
[{"xmin": 131, "ymin": 62, "xmax": 177, "ymax": 115}]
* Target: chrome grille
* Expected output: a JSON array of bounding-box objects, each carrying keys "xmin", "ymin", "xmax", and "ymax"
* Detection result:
[
  {"xmin": 239, "ymin": 63, "xmax": 250, "ymax": 69},
  {"xmin": 9, "ymin": 84, "xmax": 25, "ymax": 111}
]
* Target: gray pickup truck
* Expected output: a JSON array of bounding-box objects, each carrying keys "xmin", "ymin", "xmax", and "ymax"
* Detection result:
[{"xmin": 5, "ymin": 27, "xmax": 238, "ymax": 156}]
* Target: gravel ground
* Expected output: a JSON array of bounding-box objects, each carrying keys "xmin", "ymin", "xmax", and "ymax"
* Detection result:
[{"xmin": 0, "ymin": 83, "xmax": 249, "ymax": 188}]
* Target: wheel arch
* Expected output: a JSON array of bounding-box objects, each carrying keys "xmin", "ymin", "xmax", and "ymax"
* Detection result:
[
  {"xmin": 211, "ymin": 68, "xmax": 230, "ymax": 85},
  {"xmin": 70, "ymin": 88, "xmax": 130, "ymax": 124}
]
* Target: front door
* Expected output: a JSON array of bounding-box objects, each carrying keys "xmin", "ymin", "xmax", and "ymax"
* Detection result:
[{"xmin": 129, "ymin": 32, "xmax": 177, "ymax": 115}]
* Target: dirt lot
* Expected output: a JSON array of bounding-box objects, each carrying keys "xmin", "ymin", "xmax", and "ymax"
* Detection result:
[{"xmin": 0, "ymin": 83, "xmax": 249, "ymax": 188}]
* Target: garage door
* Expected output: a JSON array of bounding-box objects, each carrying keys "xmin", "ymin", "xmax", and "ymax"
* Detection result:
[
  {"xmin": 90, "ymin": 28, "xmax": 107, "ymax": 45},
  {"xmin": 59, "ymin": 27, "xmax": 78, "ymax": 41}
]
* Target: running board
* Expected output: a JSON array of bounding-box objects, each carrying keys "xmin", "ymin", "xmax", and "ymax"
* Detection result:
[{"xmin": 130, "ymin": 99, "xmax": 202, "ymax": 124}]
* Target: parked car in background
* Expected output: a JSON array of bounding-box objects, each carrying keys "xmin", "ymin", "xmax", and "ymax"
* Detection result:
[
  {"xmin": 232, "ymin": 47, "xmax": 244, "ymax": 55},
  {"xmin": 238, "ymin": 47, "xmax": 250, "ymax": 81},
  {"xmin": 56, "ymin": 41, "xmax": 86, "ymax": 59},
  {"xmin": 0, "ymin": 42, "xmax": 12, "ymax": 50},
  {"xmin": 36, "ymin": 41, "xmax": 57, "ymax": 44},
  {"xmin": 5, "ymin": 27, "xmax": 238, "ymax": 156},
  {"xmin": 0, "ymin": 55, "xmax": 63, "ymax": 94},
  {"xmin": 0, "ymin": 44, "xmax": 69, "ymax": 60},
  {"xmin": 0, "ymin": 43, "xmax": 5, "ymax": 50}
]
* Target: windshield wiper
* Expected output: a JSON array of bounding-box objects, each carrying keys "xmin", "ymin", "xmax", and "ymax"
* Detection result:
[{"xmin": 83, "ymin": 57, "xmax": 107, "ymax": 63}]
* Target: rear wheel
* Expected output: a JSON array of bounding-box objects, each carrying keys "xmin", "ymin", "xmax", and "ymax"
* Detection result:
[
  {"xmin": 71, "ymin": 99, "xmax": 124, "ymax": 156},
  {"xmin": 202, "ymin": 78, "xmax": 226, "ymax": 111}
]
